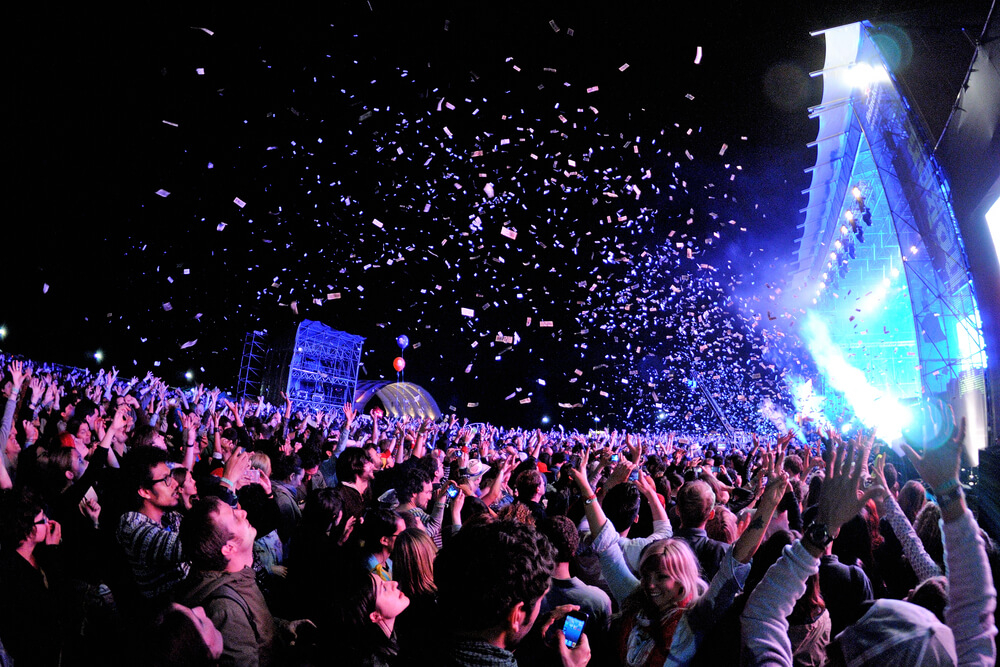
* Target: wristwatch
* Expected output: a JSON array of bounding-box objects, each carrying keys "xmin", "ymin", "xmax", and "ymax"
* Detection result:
[{"xmin": 803, "ymin": 522, "xmax": 835, "ymax": 549}]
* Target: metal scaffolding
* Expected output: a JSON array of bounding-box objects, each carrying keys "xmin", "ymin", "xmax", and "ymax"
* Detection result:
[
  {"xmin": 237, "ymin": 330, "xmax": 268, "ymax": 398},
  {"xmin": 286, "ymin": 321, "xmax": 365, "ymax": 414}
]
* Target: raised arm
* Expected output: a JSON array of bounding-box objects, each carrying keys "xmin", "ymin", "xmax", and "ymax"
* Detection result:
[
  {"xmin": 902, "ymin": 412, "xmax": 997, "ymax": 666},
  {"xmin": 743, "ymin": 441, "xmax": 884, "ymax": 667},
  {"xmin": 872, "ymin": 453, "xmax": 942, "ymax": 581}
]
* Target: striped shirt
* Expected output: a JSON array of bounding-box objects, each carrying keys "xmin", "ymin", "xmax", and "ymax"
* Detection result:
[{"xmin": 117, "ymin": 510, "xmax": 189, "ymax": 599}]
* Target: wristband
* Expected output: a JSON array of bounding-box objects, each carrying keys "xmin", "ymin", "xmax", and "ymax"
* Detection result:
[
  {"xmin": 220, "ymin": 477, "xmax": 236, "ymax": 490},
  {"xmin": 934, "ymin": 478, "xmax": 960, "ymax": 496},
  {"xmin": 935, "ymin": 481, "xmax": 964, "ymax": 509},
  {"xmin": 584, "ymin": 493, "xmax": 597, "ymax": 505}
]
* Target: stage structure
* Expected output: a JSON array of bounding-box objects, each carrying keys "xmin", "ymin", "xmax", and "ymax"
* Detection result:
[
  {"xmin": 354, "ymin": 381, "xmax": 441, "ymax": 420},
  {"xmin": 257, "ymin": 321, "xmax": 365, "ymax": 414},
  {"xmin": 791, "ymin": 21, "xmax": 989, "ymax": 458},
  {"xmin": 236, "ymin": 330, "xmax": 268, "ymax": 398}
]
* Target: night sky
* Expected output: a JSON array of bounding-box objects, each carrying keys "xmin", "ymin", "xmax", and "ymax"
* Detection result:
[{"xmin": 6, "ymin": 1, "xmax": 972, "ymax": 430}]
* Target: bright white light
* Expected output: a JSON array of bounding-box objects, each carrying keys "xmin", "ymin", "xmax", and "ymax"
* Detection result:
[
  {"xmin": 987, "ymin": 196, "xmax": 1000, "ymax": 267},
  {"xmin": 0, "ymin": 326, "xmax": 6, "ymax": 339},
  {"xmin": 802, "ymin": 313, "xmax": 912, "ymax": 439},
  {"xmin": 834, "ymin": 240, "xmax": 842, "ymax": 249},
  {"xmin": 890, "ymin": 267, "xmax": 900, "ymax": 278},
  {"xmin": 852, "ymin": 186, "xmax": 863, "ymax": 200},
  {"xmin": 94, "ymin": 351, "xmax": 104, "ymax": 363},
  {"xmin": 830, "ymin": 252, "xmax": 837, "ymax": 260},
  {"xmin": 846, "ymin": 62, "xmax": 890, "ymax": 89},
  {"xmin": 882, "ymin": 278, "xmax": 891, "ymax": 287},
  {"xmin": 185, "ymin": 371, "xmax": 194, "ymax": 381},
  {"xmin": 910, "ymin": 245, "xmax": 919, "ymax": 255},
  {"xmin": 845, "ymin": 210, "xmax": 854, "ymax": 222},
  {"xmin": 541, "ymin": 416, "xmax": 550, "ymax": 424}
]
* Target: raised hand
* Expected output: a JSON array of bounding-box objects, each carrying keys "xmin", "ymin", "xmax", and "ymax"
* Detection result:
[
  {"xmin": 901, "ymin": 407, "xmax": 965, "ymax": 491},
  {"xmin": 21, "ymin": 420, "xmax": 39, "ymax": 443},
  {"xmin": 606, "ymin": 460, "xmax": 635, "ymax": 488},
  {"xmin": 8, "ymin": 360, "xmax": 24, "ymax": 390},
  {"xmin": 817, "ymin": 442, "xmax": 885, "ymax": 537},
  {"xmin": 28, "ymin": 377, "xmax": 44, "ymax": 403},
  {"xmin": 343, "ymin": 402, "xmax": 357, "ymax": 425}
]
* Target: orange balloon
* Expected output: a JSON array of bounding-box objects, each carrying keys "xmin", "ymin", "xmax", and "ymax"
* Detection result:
[{"xmin": 393, "ymin": 357, "xmax": 406, "ymax": 372}]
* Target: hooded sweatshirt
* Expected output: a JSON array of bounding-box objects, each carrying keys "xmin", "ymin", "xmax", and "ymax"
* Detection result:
[{"xmin": 175, "ymin": 566, "xmax": 278, "ymax": 667}]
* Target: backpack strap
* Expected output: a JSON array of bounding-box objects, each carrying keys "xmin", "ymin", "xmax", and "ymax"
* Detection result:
[{"xmin": 204, "ymin": 584, "xmax": 261, "ymax": 642}]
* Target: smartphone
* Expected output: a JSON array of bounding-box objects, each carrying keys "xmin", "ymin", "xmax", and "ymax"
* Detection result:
[
  {"xmin": 562, "ymin": 611, "xmax": 588, "ymax": 649},
  {"xmin": 611, "ymin": 454, "xmax": 620, "ymax": 462},
  {"xmin": 244, "ymin": 469, "xmax": 260, "ymax": 484},
  {"xmin": 628, "ymin": 470, "xmax": 640, "ymax": 482},
  {"xmin": 446, "ymin": 485, "xmax": 460, "ymax": 499}
]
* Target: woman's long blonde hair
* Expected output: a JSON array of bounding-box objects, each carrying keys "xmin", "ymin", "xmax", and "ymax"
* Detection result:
[{"xmin": 622, "ymin": 538, "xmax": 708, "ymax": 621}]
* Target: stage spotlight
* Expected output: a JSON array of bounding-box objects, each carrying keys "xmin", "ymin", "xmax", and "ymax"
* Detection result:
[
  {"xmin": 852, "ymin": 186, "xmax": 863, "ymax": 201},
  {"xmin": 845, "ymin": 210, "xmax": 854, "ymax": 223},
  {"xmin": 846, "ymin": 62, "xmax": 889, "ymax": 89},
  {"xmin": 862, "ymin": 209, "xmax": 872, "ymax": 225}
]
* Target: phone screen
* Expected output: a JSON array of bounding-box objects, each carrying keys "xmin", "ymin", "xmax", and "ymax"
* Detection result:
[
  {"xmin": 562, "ymin": 613, "xmax": 586, "ymax": 649},
  {"xmin": 446, "ymin": 485, "xmax": 460, "ymax": 499}
]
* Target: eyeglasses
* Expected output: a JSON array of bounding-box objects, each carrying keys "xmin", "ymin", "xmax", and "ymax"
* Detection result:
[{"xmin": 150, "ymin": 474, "xmax": 178, "ymax": 488}]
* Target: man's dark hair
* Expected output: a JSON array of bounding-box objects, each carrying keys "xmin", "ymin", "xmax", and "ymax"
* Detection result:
[
  {"xmin": 435, "ymin": 520, "xmax": 554, "ymax": 633},
  {"xmin": 515, "ymin": 469, "xmax": 543, "ymax": 500},
  {"xmin": 411, "ymin": 454, "xmax": 439, "ymax": 480},
  {"xmin": 299, "ymin": 448, "xmax": 322, "ymax": 471},
  {"xmin": 0, "ymin": 489, "xmax": 45, "ymax": 551},
  {"xmin": 272, "ymin": 454, "xmax": 303, "ymax": 483},
  {"xmin": 180, "ymin": 496, "xmax": 234, "ymax": 572},
  {"xmin": 538, "ymin": 515, "xmax": 580, "ymax": 563},
  {"xmin": 359, "ymin": 508, "xmax": 400, "ymax": 555},
  {"xmin": 122, "ymin": 446, "xmax": 169, "ymax": 507},
  {"xmin": 783, "ymin": 454, "xmax": 804, "ymax": 477},
  {"xmin": 397, "ymin": 467, "xmax": 431, "ymax": 505},
  {"xmin": 336, "ymin": 447, "xmax": 369, "ymax": 484},
  {"xmin": 883, "ymin": 462, "xmax": 898, "ymax": 489},
  {"xmin": 129, "ymin": 424, "xmax": 162, "ymax": 449},
  {"xmin": 604, "ymin": 482, "xmax": 642, "ymax": 529}
]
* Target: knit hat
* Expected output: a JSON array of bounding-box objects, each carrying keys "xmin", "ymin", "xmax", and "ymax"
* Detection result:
[{"xmin": 834, "ymin": 598, "xmax": 956, "ymax": 667}]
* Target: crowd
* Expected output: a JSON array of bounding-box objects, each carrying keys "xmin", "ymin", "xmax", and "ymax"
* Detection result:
[{"xmin": 0, "ymin": 355, "xmax": 996, "ymax": 666}]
